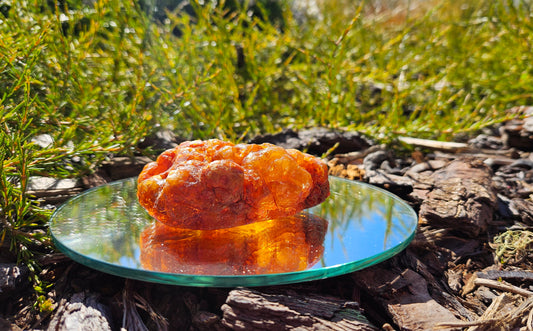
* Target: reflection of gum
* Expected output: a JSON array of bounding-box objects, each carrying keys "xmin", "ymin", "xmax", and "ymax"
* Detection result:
[{"xmin": 139, "ymin": 213, "xmax": 328, "ymax": 275}]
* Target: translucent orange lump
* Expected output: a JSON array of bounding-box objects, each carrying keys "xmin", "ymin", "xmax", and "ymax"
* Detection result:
[
  {"xmin": 139, "ymin": 213, "xmax": 328, "ymax": 275},
  {"xmin": 137, "ymin": 139, "xmax": 330, "ymax": 230}
]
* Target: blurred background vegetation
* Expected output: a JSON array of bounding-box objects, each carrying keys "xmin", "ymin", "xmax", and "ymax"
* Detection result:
[{"xmin": 1, "ymin": 0, "xmax": 532, "ymax": 307}]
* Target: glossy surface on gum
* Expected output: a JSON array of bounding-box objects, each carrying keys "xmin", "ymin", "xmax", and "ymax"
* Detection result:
[{"xmin": 137, "ymin": 139, "xmax": 330, "ymax": 230}]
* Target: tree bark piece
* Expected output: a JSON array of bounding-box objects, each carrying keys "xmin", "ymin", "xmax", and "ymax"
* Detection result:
[
  {"xmin": 220, "ymin": 288, "xmax": 378, "ymax": 330},
  {"xmin": 418, "ymin": 159, "xmax": 498, "ymax": 237},
  {"xmin": 47, "ymin": 292, "xmax": 113, "ymax": 331},
  {"xmin": 509, "ymin": 198, "xmax": 533, "ymax": 225},
  {"xmin": 353, "ymin": 267, "xmax": 462, "ymax": 331}
]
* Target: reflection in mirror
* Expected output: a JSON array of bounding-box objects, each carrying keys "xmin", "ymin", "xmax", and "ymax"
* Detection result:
[
  {"xmin": 50, "ymin": 176, "xmax": 417, "ymax": 287},
  {"xmin": 51, "ymin": 179, "xmax": 149, "ymax": 266},
  {"xmin": 309, "ymin": 178, "xmax": 417, "ymax": 268},
  {"xmin": 140, "ymin": 213, "xmax": 327, "ymax": 275}
]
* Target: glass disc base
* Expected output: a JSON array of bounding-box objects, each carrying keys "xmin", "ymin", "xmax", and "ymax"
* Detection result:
[{"xmin": 49, "ymin": 176, "xmax": 417, "ymax": 287}]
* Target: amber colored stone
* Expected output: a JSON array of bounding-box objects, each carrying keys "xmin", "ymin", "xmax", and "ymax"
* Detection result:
[
  {"xmin": 137, "ymin": 139, "xmax": 330, "ymax": 230},
  {"xmin": 139, "ymin": 213, "xmax": 328, "ymax": 275}
]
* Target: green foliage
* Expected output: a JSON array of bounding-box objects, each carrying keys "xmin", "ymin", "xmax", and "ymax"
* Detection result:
[
  {"xmin": 0, "ymin": 0, "xmax": 157, "ymax": 257},
  {"xmin": 0, "ymin": 0, "xmax": 164, "ymax": 304},
  {"xmin": 136, "ymin": 0, "xmax": 531, "ymax": 140},
  {"xmin": 491, "ymin": 230, "xmax": 533, "ymax": 266},
  {"xmin": 1, "ymin": 0, "xmax": 533, "ymax": 306}
]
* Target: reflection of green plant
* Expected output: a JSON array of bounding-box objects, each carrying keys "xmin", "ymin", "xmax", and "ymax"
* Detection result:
[
  {"xmin": 380, "ymin": 197, "xmax": 415, "ymax": 250},
  {"xmin": 312, "ymin": 178, "xmax": 416, "ymax": 254},
  {"xmin": 55, "ymin": 180, "xmax": 150, "ymax": 265},
  {"xmin": 1, "ymin": 0, "xmax": 531, "ymax": 312}
]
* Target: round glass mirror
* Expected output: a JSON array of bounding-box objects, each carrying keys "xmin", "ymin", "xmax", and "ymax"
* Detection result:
[{"xmin": 50, "ymin": 176, "xmax": 417, "ymax": 287}]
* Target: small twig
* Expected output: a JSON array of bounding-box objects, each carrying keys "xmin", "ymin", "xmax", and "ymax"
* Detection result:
[
  {"xmin": 37, "ymin": 252, "xmax": 71, "ymax": 266},
  {"xmin": 526, "ymin": 309, "xmax": 533, "ymax": 331},
  {"xmin": 398, "ymin": 136, "xmax": 469, "ymax": 152},
  {"xmin": 477, "ymin": 269, "xmax": 533, "ymax": 282},
  {"xmin": 122, "ymin": 280, "xmax": 149, "ymax": 331},
  {"xmin": 435, "ymin": 318, "xmax": 500, "ymax": 328},
  {"xmin": 439, "ymin": 296, "xmax": 533, "ymax": 330},
  {"xmin": 474, "ymin": 278, "xmax": 533, "ymax": 297},
  {"xmin": 133, "ymin": 292, "xmax": 169, "ymax": 331}
]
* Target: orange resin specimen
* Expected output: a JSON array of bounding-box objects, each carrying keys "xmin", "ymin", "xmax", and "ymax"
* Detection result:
[
  {"xmin": 137, "ymin": 139, "xmax": 330, "ymax": 230},
  {"xmin": 139, "ymin": 213, "xmax": 328, "ymax": 275}
]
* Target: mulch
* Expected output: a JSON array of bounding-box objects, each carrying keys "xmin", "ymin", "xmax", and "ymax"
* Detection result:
[{"xmin": 1, "ymin": 106, "xmax": 532, "ymax": 330}]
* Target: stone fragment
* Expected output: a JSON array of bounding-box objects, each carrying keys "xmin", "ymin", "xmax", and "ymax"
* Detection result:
[
  {"xmin": 405, "ymin": 159, "xmax": 448, "ymax": 177},
  {"xmin": 468, "ymin": 133, "xmax": 504, "ymax": 150},
  {"xmin": 137, "ymin": 129, "xmax": 182, "ymax": 151},
  {"xmin": 249, "ymin": 127, "xmax": 372, "ymax": 155},
  {"xmin": 27, "ymin": 177, "xmax": 79, "ymax": 191},
  {"xmin": 31, "ymin": 134, "xmax": 54, "ymax": 148},
  {"xmin": 500, "ymin": 106, "xmax": 533, "ymax": 151},
  {"xmin": 362, "ymin": 150, "xmax": 390, "ymax": 171},
  {"xmin": 365, "ymin": 169, "xmax": 414, "ymax": 196}
]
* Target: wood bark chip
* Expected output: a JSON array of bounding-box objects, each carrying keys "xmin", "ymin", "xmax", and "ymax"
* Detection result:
[
  {"xmin": 418, "ymin": 159, "xmax": 498, "ymax": 237},
  {"xmin": 399, "ymin": 252, "xmax": 479, "ymax": 321},
  {"xmin": 353, "ymin": 267, "xmax": 462, "ymax": 331},
  {"xmin": 221, "ymin": 288, "xmax": 378, "ymax": 330},
  {"xmin": 47, "ymin": 292, "xmax": 113, "ymax": 331},
  {"xmin": 6, "ymin": 125, "xmax": 533, "ymax": 330},
  {"xmin": 476, "ymin": 268, "xmax": 533, "ymax": 282},
  {"xmin": 474, "ymin": 293, "xmax": 524, "ymax": 330},
  {"xmin": 509, "ymin": 198, "xmax": 533, "ymax": 225}
]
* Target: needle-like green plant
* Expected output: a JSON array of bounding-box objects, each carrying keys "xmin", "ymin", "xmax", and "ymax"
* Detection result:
[{"xmin": 1, "ymin": 0, "xmax": 533, "ymax": 312}]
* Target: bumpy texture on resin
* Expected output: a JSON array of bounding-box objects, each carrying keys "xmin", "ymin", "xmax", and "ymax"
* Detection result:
[{"xmin": 137, "ymin": 139, "xmax": 330, "ymax": 230}]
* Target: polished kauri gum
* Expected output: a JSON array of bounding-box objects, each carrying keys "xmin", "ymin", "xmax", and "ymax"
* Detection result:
[
  {"xmin": 139, "ymin": 213, "xmax": 328, "ymax": 275},
  {"xmin": 137, "ymin": 139, "xmax": 330, "ymax": 230}
]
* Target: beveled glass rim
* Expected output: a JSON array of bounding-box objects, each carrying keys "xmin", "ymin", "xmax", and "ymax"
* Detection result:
[{"xmin": 50, "ymin": 176, "xmax": 417, "ymax": 287}]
